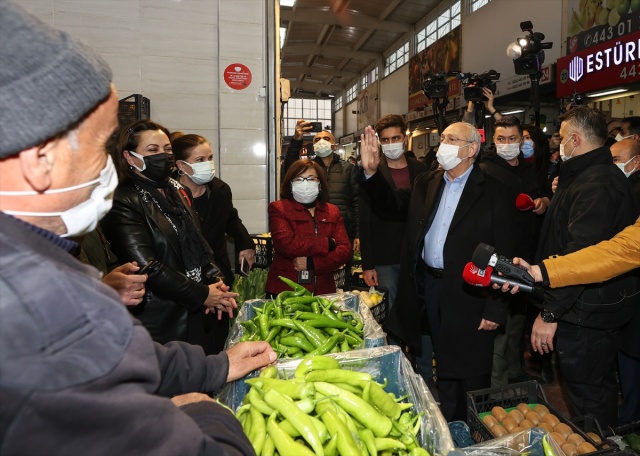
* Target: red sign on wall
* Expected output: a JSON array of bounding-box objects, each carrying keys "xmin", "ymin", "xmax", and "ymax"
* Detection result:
[
  {"xmin": 556, "ymin": 30, "xmax": 640, "ymax": 97},
  {"xmin": 223, "ymin": 63, "xmax": 252, "ymax": 90}
]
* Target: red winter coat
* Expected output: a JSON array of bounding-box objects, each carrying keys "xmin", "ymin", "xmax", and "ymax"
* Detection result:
[{"xmin": 265, "ymin": 198, "xmax": 352, "ymax": 295}]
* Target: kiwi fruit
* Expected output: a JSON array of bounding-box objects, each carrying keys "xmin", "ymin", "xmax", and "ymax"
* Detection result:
[
  {"xmin": 567, "ymin": 433, "xmax": 585, "ymax": 445},
  {"xmin": 577, "ymin": 442, "xmax": 598, "ymax": 454},
  {"xmin": 492, "ymin": 406, "xmax": 507, "ymax": 421},
  {"xmin": 562, "ymin": 443, "xmax": 578, "ymax": 456},
  {"xmin": 533, "ymin": 404, "xmax": 550, "ymax": 416},
  {"xmin": 516, "ymin": 403, "xmax": 531, "ymax": 415},
  {"xmin": 554, "ymin": 422, "xmax": 573, "ymax": 439},
  {"xmin": 525, "ymin": 411, "xmax": 541, "ymax": 425},
  {"xmin": 492, "ymin": 424, "xmax": 508, "ymax": 437},
  {"xmin": 507, "ymin": 408, "xmax": 524, "ymax": 424}
]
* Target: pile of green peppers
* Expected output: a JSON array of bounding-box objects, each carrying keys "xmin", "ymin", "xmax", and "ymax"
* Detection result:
[
  {"xmin": 237, "ymin": 276, "xmax": 365, "ymax": 358},
  {"xmin": 236, "ymin": 355, "xmax": 431, "ymax": 456}
]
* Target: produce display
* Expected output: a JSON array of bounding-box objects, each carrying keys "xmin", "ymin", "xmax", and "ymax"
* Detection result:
[
  {"xmin": 482, "ymin": 404, "xmax": 600, "ymax": 454},
  {"xmin": 232, "ymin": 267, "xmax": 268, "ymax": 306},
  {"xmin": 235, "ymin": 355, "xmax": 431, "ymax": 456},
  {"xmin": 352, "ymin": 288, "xmax": 385, "ymax": 309},
  {"xmin": 232, "ymin": 276, "xmax": 367, "ymax": 358}
]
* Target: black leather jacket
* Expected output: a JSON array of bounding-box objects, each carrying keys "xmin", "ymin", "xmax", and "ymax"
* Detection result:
[{"xmin": 102, "ymin": 178, "xmax": 210, "ymax": 345}]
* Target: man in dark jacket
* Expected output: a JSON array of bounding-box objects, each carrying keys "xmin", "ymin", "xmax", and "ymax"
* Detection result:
[
  {"xmin": 0, "ymin": 3, "xmax": 276, "ymax": 454},
  {"xmin": 360, "ymin": 114, "xmax": 427, "ymax": 309},
  {"xmin": 532, "ymin": 106, "xmax": 639, "ymax": 428},
  {"xmin": 360, "ymin": 121, "xmax": 516, "ymax": 421},
  {"xmin": 479, "ymin": 116, "xmax": 543, "ymax": 388},
  {"xmin": 285, "ymin": 120, "xmax": 359, "ymax": 249}
]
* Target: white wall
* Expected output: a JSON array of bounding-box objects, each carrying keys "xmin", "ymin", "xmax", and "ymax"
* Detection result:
[
  {"xmin": 21, "ymin": 0, "xmax": 271, "ymax": 234},
  {"xmin": 380, "ymin": 65, "xmax": 409, "ymax": 118}
]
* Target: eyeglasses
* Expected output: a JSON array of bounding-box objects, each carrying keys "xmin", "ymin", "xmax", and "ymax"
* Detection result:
[
  {"xmin": 379, "ymin": 135, "xmax": 404, "ymax": 144},
  {"xmin": 440, "ymin": 136, "xmax": 472, "ymax": 144},
  {"xmin": 293, "ymin": 176, "xmax": 319, "ymax": 183}
]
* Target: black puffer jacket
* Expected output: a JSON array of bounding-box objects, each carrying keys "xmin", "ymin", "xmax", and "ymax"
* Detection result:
[
  {"xmin": 102, "ymin": 178, "xmax": 212, "ymax": 347},
  {"xmin": 285, "ymin": 138, "xmax": 359, "ymax": 239},
  {"xmin": 536, "ymin": 147, "xmax": 639, "ymax": 329}
]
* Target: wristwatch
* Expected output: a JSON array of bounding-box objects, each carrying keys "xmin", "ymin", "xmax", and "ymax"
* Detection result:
[{"xmin": 540, "ymin": 309, "xmax": 558, "ymax": 323}]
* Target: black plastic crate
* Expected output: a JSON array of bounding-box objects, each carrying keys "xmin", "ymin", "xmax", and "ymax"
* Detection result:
[
  {"xmin": 251, "ymin": 235, "xmax": 273, "ymax": 268},
  {"xmin": 118, "ymin": 94, "xmax": 150, "ymax": 126},
  {"xmin": 350, "ymin": 286, "xmax": 388, "ymax": 324},
  {"xmin": 466, "ymin": 381, "xmax": 609, "ymax": 454}
]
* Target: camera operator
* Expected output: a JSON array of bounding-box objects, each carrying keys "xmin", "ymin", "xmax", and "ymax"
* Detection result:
[{"xmin": 462, "ymin": 86, "xmax": 502, "ymax": 126}]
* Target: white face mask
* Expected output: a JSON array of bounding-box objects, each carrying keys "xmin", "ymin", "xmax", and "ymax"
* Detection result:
[
  {"xmin": 616, "ymin": 157, "xmax": 637, "ymax": 178},
  {"xmin": 0, "ymin": 156, "xmax": 118, "ymax": 237},
  {"xmin": 437, "ymin": 143, "xmax": 469, "ymax": 171},
  {"xmin": 313, "ymin": 139, "xmax": 333, "ymax": 158},
  {"xmin": 559, "ymin": 136, "xmax": 575, "ymax": 162},
  {"xmin": 496, "ymin": 143, "xmax": 521, "ymax": 160},
  {"xmin": 381, "ymin": 142, "xmax": 405, "ymax": 160},
  {"xmin": 181, "ymin": 160, "xmax": 215, "ymax": 185},
  {"xmin": 615, "ymin": 133, "xmax": 633, "ymax": 142},
  {"xmin": 291, "ymin": 180, "xmax": 320, "ymax": 204}
]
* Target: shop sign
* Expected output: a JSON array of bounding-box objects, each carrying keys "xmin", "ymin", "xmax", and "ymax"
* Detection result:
[
  {"xmin": 339, "ymin": 134, "xmax": 355, "ymax": 146},
  {"xmin": 557, "ymin": 30, "xmax": 640, "ymax": 97},
  {"xmin": 223, "ymin": 63, "xmax": 252, "ymax": 90},
  {"xmin": 497, "ymin": 65, "xmax": 553, "ymax": 97}
]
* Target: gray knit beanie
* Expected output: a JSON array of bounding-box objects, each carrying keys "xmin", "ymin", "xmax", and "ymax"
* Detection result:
[{"xmin": 0, "ymin": 0, "xmax": 112, "ymax": 157}]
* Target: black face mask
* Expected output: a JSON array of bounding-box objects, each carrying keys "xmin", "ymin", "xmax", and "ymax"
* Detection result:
[{"xmin": 136, "ymin": 152, "xmax": 171, "ymax": 182}]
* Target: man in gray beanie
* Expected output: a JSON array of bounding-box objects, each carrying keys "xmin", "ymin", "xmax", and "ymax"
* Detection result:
[{"xmin": 0, "ymin": 1, "xmax": 276, "ymax": 454}]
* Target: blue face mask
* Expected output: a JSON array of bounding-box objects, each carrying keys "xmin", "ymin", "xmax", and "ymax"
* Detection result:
[{"xmin": 521, "ymin": 140, "xmax": 535, "ymax": 159}]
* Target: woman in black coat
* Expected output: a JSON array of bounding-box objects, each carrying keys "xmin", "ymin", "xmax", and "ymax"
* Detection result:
[{"xmin": 102, "ymin": 120, "xmax": 237, "ymax": 354}]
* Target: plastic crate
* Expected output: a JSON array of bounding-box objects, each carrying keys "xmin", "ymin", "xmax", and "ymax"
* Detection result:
[
  {"xmin": 333, "ymin": 264, "xmax": 347, "ymax": 289},
  {"xmin": 466, "ymin": 381, "xmax": 609, "ymax": 454},
  {"xmin": 251, "ymin": 235, "xmax": 273, "ymax": 268},
  {"xmin": 351, "ymin": 286, "xmax": 388, "ymax": 324}
]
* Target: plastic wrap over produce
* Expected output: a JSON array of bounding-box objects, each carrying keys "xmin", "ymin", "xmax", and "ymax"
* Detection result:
[
  {"xmin": 224, "ymin": 291, "xmax": 387, "ymax": 351},
  {"xmin": 218, "ymin": 345, "xmax": 456, "ymax": 456},
  {"xmin": 459, "ymin": 428, "xmax": 566, "ymax": 456}
]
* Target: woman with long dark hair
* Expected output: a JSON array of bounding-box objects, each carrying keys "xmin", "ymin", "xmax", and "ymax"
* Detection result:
[
  {"xmin": 265, "ymin": 159, "xmax": 351, "ymax": 296},
  {"xmin": 102, "ymin": 120, "xmax": 236, "ymax": 354}
]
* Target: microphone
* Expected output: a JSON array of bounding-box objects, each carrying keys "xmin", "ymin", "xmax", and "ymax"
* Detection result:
[
  {"xmin": 472, "ymin": 243, "xmax": 535, "ymax": 286},
  {"xmin": 515, "ymin": 193, "xmax": 535, "ymax": 211},
  {"xmin": 462, "ymin": 262, "xmax": 543, "ymax": 298}
]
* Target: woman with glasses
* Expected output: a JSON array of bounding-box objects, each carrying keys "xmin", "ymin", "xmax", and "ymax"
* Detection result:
[
  {"xmin": 102, "ymin": 120, "xmax": 237, "ymax": 354},
  {"xmin": 265, "ymin": 159, "xmax": 352, "ymax": 296}
]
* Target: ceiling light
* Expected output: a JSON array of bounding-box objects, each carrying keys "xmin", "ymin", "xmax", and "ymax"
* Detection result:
[
  {"xmin": 280, "ymin": 0, "xmax": 296, "ymax": 7},
  {"xmin": 586, "ymin": 88, "xmax": 628, "ymax": 98},
  {"xmin": 502, "ymin": 109, "xmax": 524, "ymax": 115}
]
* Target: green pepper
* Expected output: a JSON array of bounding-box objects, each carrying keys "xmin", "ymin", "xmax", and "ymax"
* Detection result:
[
  {"xmin": 293, "ymin": 320, "xmax": 328, "ymax": 348},
  {"xmin": 247, "ymin": 386, "xmax": 274, "ymax": 415},
  {"xmin": 266, "ymin": 412, "xmax": 316, "ymax": 456},
  {"xmin": 294, "ymin": 355, "xmax": 340, "ymax": 379},
  {"xmin": 245, "ymin": 377, "xmax": 315, "ymax": 399},
  {"xmin": 305, "ymin": 333, "xmax": 344, "ymax": 357},
  {"xmin": 275, "ymin": 290, "xmax": 295, "ymax": 306},
  {"xmin": 258, "ymin": 312, "xmax": 270, "ymax": 340},
  {"xmin": 263, "ymin": 389, "xmax": 324, "ymax": 456},
  {"xmin": 313, "ymin": 382, "xmax": 392, "ymax": 438},
  {"xmin": 248, "ymin": 404, "xmax": 266, "ymax": 455},
  {"xmin": 278, "ymin": 275, "xmax": 311, "ymax": 296},
  {"xmin": 280, "ymin": 335, "xmax": 316, "ymax": 353},
  {"xmin": 316, "ymin": 401, "xmax": 361, "ymax": 456},
  {"xmin": 331, "ymin": 382, "xmax": 363, "ymax": 395},
  {"xmin": 259, "ymin": 365, "xmax": 278, "ymax": 379},
  {"xmin": 305, "ymin": 369, "xmax": 372, "ymax": 384},
  {"xmin": 305, "ymin": 318, "xmax": 356, "ymax": 330},
  {"xmin": 366, "ymin": 380, "xmax": 410, "ymax": 420},
  {"xmin": 268, "ymin": 318, "xmax": 299, "ymax": 330},
  {"xmin": 323, "ymin": 433, "xmax": 339, "ymax": 456},
  {"xmin": 407, "ymin": 448, "xmax": 430, "ymax": 456},
  {"xmin": 374, "ymin": 437, "xmax": 406, "ymax": 451},
  {"xmin": 262, "ymin": 435, "xmax": 276, "ymax": 456},
  {"xmin": 358, "ymin": 428, "xmax": 377, "ymax": 456},
  {"xmin": 283, "ymin": 296, "xmax": 319, "ymax": 306}
]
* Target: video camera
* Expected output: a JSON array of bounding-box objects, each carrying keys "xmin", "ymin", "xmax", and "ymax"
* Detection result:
[
  {"xmin": 421, "ymin": 72, "xmax": 449, "ymax": 100},
  {"xmin": 457, "ymin": 70, "xmax": 500, "ymax": 102}
]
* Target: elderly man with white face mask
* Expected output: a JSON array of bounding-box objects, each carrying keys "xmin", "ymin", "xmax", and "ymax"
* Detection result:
[
  {"xmin": 358, "ymin": 121, "xmax": 517, "ymax": 421},
  {"xmin": 0, "ymin": 2, "xmax": 276, "ymax": 454}
]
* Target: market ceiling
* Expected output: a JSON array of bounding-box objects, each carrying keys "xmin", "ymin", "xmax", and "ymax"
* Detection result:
[{"xmin": 280, "ymin": 0, "xmax": 441, "ymax": 98}]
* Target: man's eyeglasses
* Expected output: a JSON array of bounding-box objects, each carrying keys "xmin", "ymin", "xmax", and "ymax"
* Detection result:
[
  {"xmin": 293, "ymin": 176, "xmax": 319, "ymax": 183},
  {"xmin": 440, "ymin": 136, "xmax": 472, "ymax": 144}
]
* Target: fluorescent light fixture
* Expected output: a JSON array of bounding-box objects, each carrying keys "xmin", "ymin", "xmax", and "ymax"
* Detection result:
[
  {"xmin": 543, "ymin": 126, "xmax": 547, "ymax": 132},
  {"xmin": 502, "ymin": 109, "xmax": 524, "ymax": 115},
  {"xmin": 586, "ymin": 88, "xmax": 628, "ymax": 98},
  {"xmin": 279, "ymin": 26, "xmax": 287, "ymax": 49},
  {"xmin": 280, "ymin": 0, "xmax": 296, "ymax": 6}
]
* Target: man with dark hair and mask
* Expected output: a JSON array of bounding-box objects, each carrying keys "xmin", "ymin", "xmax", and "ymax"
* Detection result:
[
  {"xmin": 478, "ymin": 116, "xmax": 545, "ymax": 388},
  {"xmin": 0, "ymin": 2, "xmax": 276, "ymax": 454},
  {"xmin": 285, "ymin": 120, "xmax": 360, "ymax": 253}
]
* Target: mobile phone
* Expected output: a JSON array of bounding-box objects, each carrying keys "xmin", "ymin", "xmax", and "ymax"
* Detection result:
[
  {"xmin": 137, "ymin": 259, "xmax": 157, "ymax": 275},
  {"xmin": 240, "ymin": 257, "xmax": 251, "ymax": 276},
  {"xmin": 309, "ymin": 121, "xmax": 323, "ymax": 133}
]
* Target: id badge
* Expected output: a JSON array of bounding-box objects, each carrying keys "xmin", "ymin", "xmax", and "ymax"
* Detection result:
[{"xmin": 298, "ymin": 270, "xmax": 313, "ymax": 284}]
